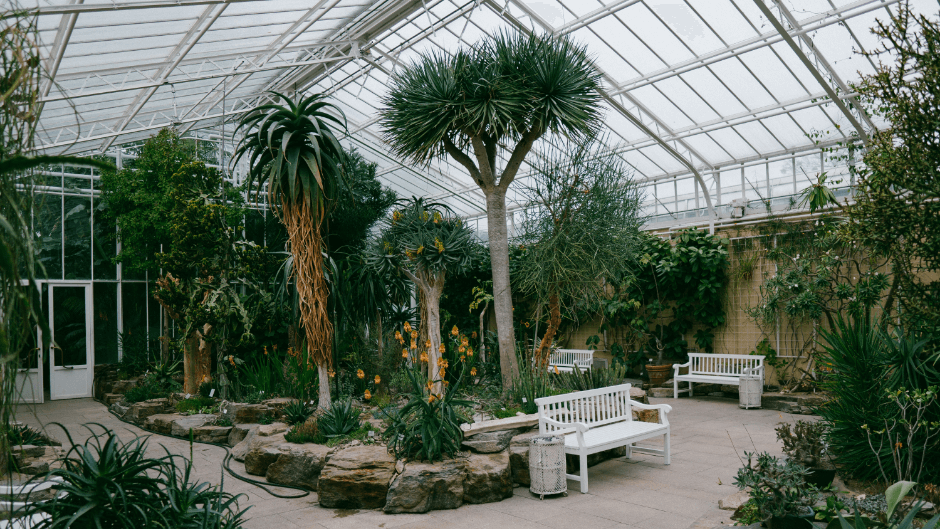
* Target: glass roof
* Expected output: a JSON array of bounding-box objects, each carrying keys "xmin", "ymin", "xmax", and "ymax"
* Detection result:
[{"xmin": 29, "ymin": 0, "xmax": 934, "ymax": 225}]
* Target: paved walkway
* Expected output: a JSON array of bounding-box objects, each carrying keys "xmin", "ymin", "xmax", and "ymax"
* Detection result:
[{"xmin": 15, "ymin": 396, "xmax": 801, "ymax": 529}]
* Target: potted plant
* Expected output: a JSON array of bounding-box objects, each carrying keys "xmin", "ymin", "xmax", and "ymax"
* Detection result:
[
  {"xmin": 645, "ymin": 335, "xmax": 673, "ymax": 387},
  {"xmin": 775, "ymin": 421, "xmax": 836, "ymax": 488},
  {"xmin": 734, "ymin": 451, "xmax": 820, "ymax": 529}
]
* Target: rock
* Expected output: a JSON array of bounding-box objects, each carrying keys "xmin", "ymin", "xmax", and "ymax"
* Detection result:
[
  {"xmin": 110, "ymin": 402, "xmax": 129, "ymax": 417},
  {"xmin": 461, "ymin": 414, "xmax": 539, "ymax": 437},
  {"xmin": 261, "ymin": 398, "xmax": 297, "ymax": 417},
  {"xmin": 630, "ymin": 387, "xmax": 649, "ymax": 404},
  {"xmin": 384, "ymin": 459, "xmax": 466, "ymax": 514},
  {"xmin": 103, "ymin": 393, "xmax": 124, "ymax": 405},
  {"xmin": 192, "ymin": 425, "xmax": 231, "ymax": 444},
  {"xmin": 170, "ymin": 414, "xmax": 218, "ymax": 437},
  {"xmin": 462, "ymin": 451, "xmax": 512, "ymax": 504},
  {"xmin": 127, "ymin": 399, "xmax": 168, "ymax": 422},
  {"xmin": 144, "ymin": 413, "xmax": 182, "ymax": 435},
  {"xmin": 228, "ymin": 424, "xmax": 257, "ymax": 447},
  {"xmin": 317, "ymin": 445, "xmax": 396, "ymax": 509},
  {"xmin": 245, "ymin": 444, "xmax": 287, "ymax": 476},
  {"xmin": 111, "ymin": 379, "xmax": 138, "ymax": 394},
  {"xmin": 396, "ymin": 460, "xmax": 405, "ymax": 474},
  {"xmin": 17, "ymin": 459, "xmax": 49, "ymax": 475},
  {"xmin": 566, "ymin": 446, "xmax": 626, "ymax": 472},
  {"xmin": 650, "ymin": 387, "xmax": 674, "ymax": 398},
  {"xmin": 509, "ymin": 430, "xmax": 540, "ymax": 486},
  {"xmin": 231, "ymin": 428, "xmax": 259, "ymax": 461},
  {"xmin": 632, "ymin": 408, "xmax": 660, "ymax": 423},
  {"xmin": 257, "ymin": 422, "xmax": 288, "ymax": 437},
  {"xmin": 11, "ymin": 445, "xmax": 46, "ymax": 459},
  {"xmin": 461, "ymin": 430, "xmax": 516, "ymax": 453},
  {"xmin": 266, "ymin": 443, "xmax": 331, "ymax": 490},
  {"xmin": 719, "ymin": 490, "xmax": 751, "ymax": 510},
  {"xmin": 219, "ymin": 403, "xmax": 272, "ymax": 424}
]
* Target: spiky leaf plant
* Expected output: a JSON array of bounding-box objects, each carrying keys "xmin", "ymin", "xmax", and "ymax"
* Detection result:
[{"xmin": 234, "ymin": 91, "xmax": 346, "ymax": 409}]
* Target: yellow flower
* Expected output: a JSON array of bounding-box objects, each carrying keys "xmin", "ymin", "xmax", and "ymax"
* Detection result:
[
  {"xmin": 417, "ymin": 245, "xmax": 424, "ymax": 254},
  {"xmin": 435, "ymin": 238, "xmax": 445, "ymax": 253},
  {"xmin": 374, "ymin": 375, "xmax": 381, "ymax": 385},
  {"xmin": 438, "ymin": 343, "xmax": 446, "ymax": 354},
  {"xmin": 470, "ymin": 367, "xmax": 477, "ymax": 376},
  {"xmin": 451, "ymin": 325, "xmax": 459, "ymax": 336},
  {"xmin": 364, "ymin": 390, "xmax": 372, "ymax": 400},
  {"xmin": 357, "ymin": 369, "xmax": 365, "ymax": 379},
  {"xmin": 523, "ymin": 321, "xmax": 530, "ymax": 328},
  {"xmin": 420, "ymin": 352, "xmax": 429, "ymax": 363},
  {"xmin": 402, "ymin": 349, "xmax": 409, "ymax": 358},
  {"xmin": 403, "ymin": 321, "xmax": 412, "ymax": 333}
]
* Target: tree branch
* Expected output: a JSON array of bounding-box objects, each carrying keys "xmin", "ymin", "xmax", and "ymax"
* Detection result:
[
  {"xmin": 469, "ymin": 134, "xmax": 496, "ymax": 190},
  {"xmin": 443, "ymin": 136, "xmax": 485, "ymax": 188},
  {"xmin": 498, "ymin": 127, "xmax": 543, "ymax": 192}
]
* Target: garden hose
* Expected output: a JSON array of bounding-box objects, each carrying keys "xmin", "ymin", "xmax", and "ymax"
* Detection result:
[{"xmin": 106, "ymin": 404, "xmax": 311, "ymax": 499}]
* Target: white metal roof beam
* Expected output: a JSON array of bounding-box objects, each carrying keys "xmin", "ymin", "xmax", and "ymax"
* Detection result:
[
  {"xmin": 30, "ymin": 0, "xmax": 261, "ymax": 15},
  {"xmin": 611, "ymin": 0, "xmax": 898, "ymax": 96},
  {"xmin": 492, "ymin": 0, "xmax": 718, "ymax": 217},
  {"xmin": 770, "ymin": 0, "xmax": 877, "ymax": 134},
  {"xmin": 751, "ymin": 0, "xmax": 869, "ymax": 144},
  {"xmin": 554, "ymin": 0, "xmax": 641, "ymax": 36},
  {"xmin": 98, "ymin": 2, "xmax": 228, "ymax": 152}
]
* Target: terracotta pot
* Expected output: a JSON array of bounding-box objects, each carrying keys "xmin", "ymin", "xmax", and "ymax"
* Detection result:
[{"xmin": 646, "ymin": 364, "xmax": 673, "ymax": 387}]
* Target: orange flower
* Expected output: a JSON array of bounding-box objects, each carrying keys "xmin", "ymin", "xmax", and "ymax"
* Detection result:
[
  {"xmin": 425, "ymin": 339, "xmax": 431, "ymax": 349},
  {"xmin": 420, "ymin": 352, "xmax": 429, "ymax": 363},
  {"xmin": 426, "ymin": 380, "xmax": 433, "ymax": 391},
  {"xmin": 451, "ymin": 325, "xmax": 459, "ymax": 336},
  {"xmin": 410, "ymin": 340, "xmax": 417, "ymax": 350},
  {"xmin": 428, "ymin": 394, "xmax": 437, "ymax": 403},
  {"xmin": 460, "ymin": 355, "xmax": 465, "ymax": 362},
  {"xmin": 364, "ymin": 390, "xmax": 372, "ymax": 400},
  {"xmin": 357, "ymin": 369, "xmax": 365, "ymax": 379},
  {"xmin": 439, "ymin": 368, "xmax": 446, "ymax": 378},
  {"xmin": 471, "ymin": 332, "xmax": 477, "ymax": 339},
  {"xmin": 328, "ymin": 369, "xmax": 336, "ymax": 378},
  {"xmin": 395, "ymin": 331, "xmax": 403, "ymax": 341},
  {"xmin": 263, "ymin": 346, "xmax": 268, "ymax": 355},
  {"xmin": 403, "ymin": 321, "xmax": 412, "ymax": 333},
  {"xmin": 554, "ymin": 365, "xmax": 559, "ymax": 375},
  {"xmin": 523, "ymin": 321, "xmax": 530, "ymax": 328},
  {"xmin": 438, "ymin": 343, "xmax": 446, "ymax": 354},
  {"xmin": 470, "ymin": 367, "xmax": 477, "ymax": 376},
  {"xmin": 402, "ymin": 349, "xmax": 409, "ymax": 358},
  {"xmin": 467, "ymin": 348, "xmax": 473, "ymax": 357},
  {"xmin": 458, "ymin": 345, "xmax": 466, "ymax": 353},
  {"xmin": 273, "ymin": 344, "xmax": 277, "ymax": 351},
  {"xmin": 374, "ymin": 375, "xmax": 381, "ymax": 385},
  {"xmin": 228, "ymin": 355, "xmax": 235, "ymax": 366},
  {"xmin": 410, "ymin": 330, "xmax": 418, "ymax": 339},
  {"xmin": 460, "ymin": 337, "xmax": 468, "ymax": 346}
]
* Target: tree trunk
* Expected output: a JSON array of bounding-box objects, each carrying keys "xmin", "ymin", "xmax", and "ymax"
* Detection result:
[
  {"xmin": 375, "ymin": 309, "xmax": 383, "ymax": 360},
  {"xmin": 485, "ymin": 188, "xmax": 518, "ymax": 393},
  {"xmin": 194, "ymin": 323, "xmax": 212, "ymax": 391},
  {"xmin": 424, "ymin": 276, "xmax": 445, "ymax": 395},
  {"xmin": 317, "ymin": 363, "xmax": 331, "ymax": 409},
  {"xmin": 479, "ymin": 301, "xmax": 488, "ymax": 364},
  {"xmin": 182, "ymin": 333, "xmax": 199, "ymax": 394},
  {"xmin": 161, "ymin": 307, "xmax": 170, "ymax": 364},
  {"xmin": 536, "ymin": 293, "xmax": 561, "ymax": 368}
]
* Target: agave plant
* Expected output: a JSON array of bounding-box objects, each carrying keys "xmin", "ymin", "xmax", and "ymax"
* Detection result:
[{"xmin": 234, "ymin": 91, "xmax": 346, "ymax": 409}]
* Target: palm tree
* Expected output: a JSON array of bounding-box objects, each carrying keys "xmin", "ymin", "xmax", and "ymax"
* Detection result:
[
  {"xmin": 380, "ymin": 30, "xmax": 603, "ymax": 392},
  {"xmin": 234, "ymin": 91, "xmax": 345, "ymax": 408}
]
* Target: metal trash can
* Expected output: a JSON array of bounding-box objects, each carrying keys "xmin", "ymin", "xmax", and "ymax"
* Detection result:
[
  {"xmin": 529, "ymin": 435, "xmax": 567, "ymax": 499},
  {"xmin": 739, "ymin": 374, "xmax": 762, "ymax": 409}
]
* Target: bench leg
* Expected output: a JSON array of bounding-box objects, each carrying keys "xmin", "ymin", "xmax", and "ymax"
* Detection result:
[
  {"xmin": 625, "ymin": 442, "xmax": 632, "ymax": 459},
  {"xmin": 580, "ymin": 453, "xmax": 589, "ymax": 493},
  {"xmin": 664, "ymin": 432, "xmax": 671, "ymax": 465},
  {"xmin": 689, "ymin": 381, "xmax": 694, "ymax": 397},
  {"xmin": 673, "ymin": 377, "xmax": 678, "ymax": 399}
]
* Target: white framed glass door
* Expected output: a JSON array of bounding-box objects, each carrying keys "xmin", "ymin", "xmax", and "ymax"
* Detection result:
[
  {"xmin": 48, "ymin": 283, "xmax": 94, "ymax": 400},
  {"xmin": 15, "ymin": 284, "xmax": 44, "ymax": 404}
]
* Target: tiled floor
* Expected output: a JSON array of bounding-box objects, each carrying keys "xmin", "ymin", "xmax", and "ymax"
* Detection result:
[{"xmin": 15, "ymin": 395, "xmax": 801, "ymax": 529}]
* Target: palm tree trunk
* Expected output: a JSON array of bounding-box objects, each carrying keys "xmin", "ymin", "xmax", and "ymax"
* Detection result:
[
  {"xmin": 536, "ymin": 293, "xmax": 561, "ymax": 368},
  {"xmin": 424, "ymin": 275, "xmax": 445, "ymax": 395},
  {"xmin": 485, "ymin": 188, "xmax": 519, "ymax": 393},
  {"xmin": 282, "ymin": 198, "xmax": 332, "ymax": 409}
]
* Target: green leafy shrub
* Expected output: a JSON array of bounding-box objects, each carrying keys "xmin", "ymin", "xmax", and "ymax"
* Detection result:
[
  {"xmin": 775, "ymin": 421, "xmax": 829, "ymax": 468},
  {"xmin": 198, "ymin": 380, "xmax": 219, "ymax": 398},
  {"xmin": 384, "ymin": 368, "xmax": 472, "ymax": 462},
  {"xmin": 9, "ymin": 424, "xmax": 54, "ymax": 447},
  {"xmin": 175, "ymin": 396, "xmax": 217, "ymax": 415},
  {"xmin": 282, "ymin": 401, "xmax": 312, "ymax": 426},
  {"xmin": 733, "ymin": 451, "xmax": 819, "ymax": 520},
  {"xmin": 124, "ymin": 373, "xmax": 181, "ymax": 404},
  {"xmin": 285, "ymin": 421, "xmax": 323, "ymax": 444},
  {"xmin": 551, "ymin": 364, "xmax": 627, "ymax": 393},
  {"xmin": 831, "ymin": 481, "xmax": 940, "ymax": 529},
  {"xmin": 257, "ymin": 414, "xmax": 273, "ymax": 425},
  {"xmin": 213, "ymin": 417, "xmax": 233, "ymax": 427},
  {"xmin": 732, "ymin": 500, "xmax": 762, "ymax": 526},
  {"xmin": 511, "ymin": 355, "xmax": 554, "ymax": 414},
  {"xmin": 22, "ymin": 427, "xmax": 247, "ymax": 528},
  {"xmin": 318, "ymin": 400, "xmax": 361, "ymax": 437}
]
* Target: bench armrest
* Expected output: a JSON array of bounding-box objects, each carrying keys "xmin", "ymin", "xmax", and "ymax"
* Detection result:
[
  {"xmin": 673, "ymin": 361, "xmax": 690, "ymax": 376},
  {"xmin": 743, "ymin": 365, "xmax": 764, "ymax": 377},
  {"xmin": 541, "ymin": 417, "xmax": 589, "ymax": 433},
  {"xmin": 628, "ymin": 400, "xmax": 673, "ymax": 426}
]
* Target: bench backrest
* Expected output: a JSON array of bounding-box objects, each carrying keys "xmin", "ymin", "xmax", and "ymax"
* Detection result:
[
  {"xmin": 536, "ymin": 383, "xmax": 633, "ymax": 435},
  {"xmin": 688, "ymin": 353, "xmax": 764, "ymax": 376},
  {"xmin": 548, "ymin": 349, "xmax": 594, "ymax": 367}
]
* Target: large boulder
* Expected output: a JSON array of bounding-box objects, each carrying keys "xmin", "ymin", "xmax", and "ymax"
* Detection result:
[
  {"xmin": 127, "ymin": 399, "xmax": 168, "ymax": 423},
  {"xmin": 384, "ymin": 459, "xmax": 466, "ymax": 514},
  {"xmin": 228, "ymin": 423, "xmax": 257, "ymax": 447},
  {"xmin": 111, "ymin": 378, "xmax": 138, "ymax": 394},
  {"xmin": 461, "ymin": 430, "xmax": 516, "ymax": 454},
  {"xmin": 265, "ymin": 443, "xmax": 331, "ymax": 490},
  {"xmin": 144, "ymin": 413, "xmax": 184, "ymax": 435},
  {"xmin": 245, "ymin": 444, "xmax": 287, "ymax": 476},
  {"xmin": 462, "ymin": 451, "xmax": 512, "ymax": 504},
  {"xmin": 508, "ymin": 430, "xmax": 540, "ymax": 486},
  {"xmin": 170, "ymin": 414, "xmax": 218, "ymax": 437},
  {"xmin": 261, "ymin": 398, "xmax": 297, "ymax": 418},
  {"xmin": 219, "ymin": 403, "xmax": 272, "ymax": 424},
  {"xmin": 317, "ymin": 445, "xmax": 396, "ymax": 509},
  {"xmin": 192, "ymin": 425, "xmax": 232, "ymax": 444},
  {"xmin": 230, "ymin": 423, "xmax": 287, "ymax": 461}
]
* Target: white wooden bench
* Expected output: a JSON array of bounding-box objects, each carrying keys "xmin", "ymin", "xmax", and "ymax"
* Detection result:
[
  {"xmin": 673, "ymin": 353, "xmax": 765, "ymax": 399},
  {"xmin": 547, "ymin": 349, "xmax": 594, "ymax": 373},
  {"xmin": 536, "ymin": 383, "xmax": 672, "ymax": 493}
]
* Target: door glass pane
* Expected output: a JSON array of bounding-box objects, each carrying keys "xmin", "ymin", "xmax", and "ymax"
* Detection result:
[
  {"xmin": 94, "ymin": 283, "xmax": 119, "ymax": 365},
  {"xmin": 64, "ymin": 196, "xmax": 91, "ymax": 279},
  {"xmin": 16, "ymin": 286, "xmax": 42, "ymax": 370},
  {"xmin": 93, "ymin": 200, "xmax": 117, "ymax": 280},
  {"xmin": 121, "ymin": 282, "xmax": 149, "ymax": 360},
  {"xmin": 53, "ymin": 286, "xmax": 87, "ymax": 367}
]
